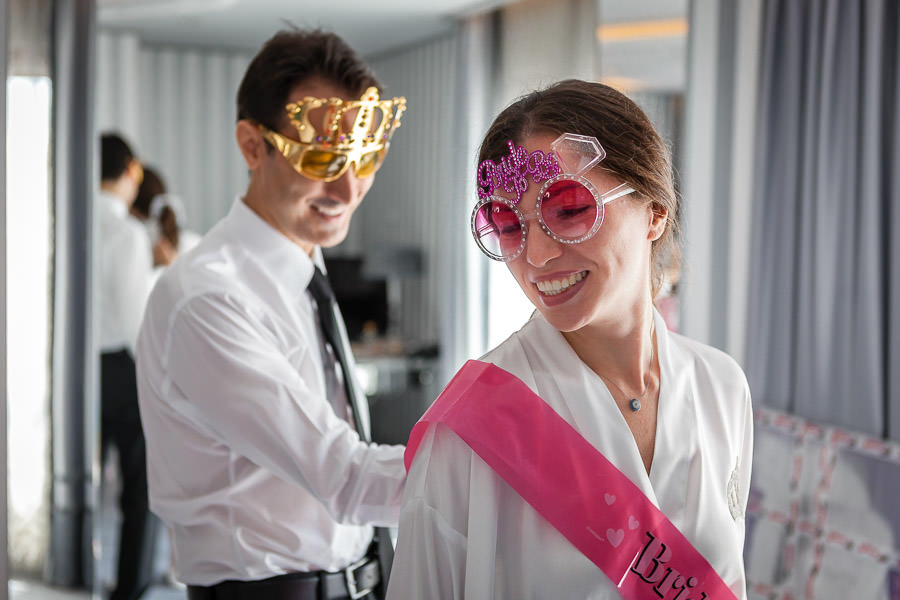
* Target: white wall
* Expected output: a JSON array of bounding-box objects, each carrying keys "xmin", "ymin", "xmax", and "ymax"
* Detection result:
[
  {"xmin": 96, "ymin": 31, "xmax": 252, "ymax": 233},
  {"xmin": 353, "ymin": 34, "xmax": 462, "ymax": 348},
  {"xmin": 357, "ymin": 16, "xmax": 494, "ymax": 381}
]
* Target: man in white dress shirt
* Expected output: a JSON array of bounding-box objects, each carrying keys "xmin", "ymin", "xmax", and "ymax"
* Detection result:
[
  {"xmin": 98, "ymin": 132, "xmax": 160, "ymax": 600},
  {"xmin": 135, "ymin": 30, "xmax": 407, "ymax": 600}
]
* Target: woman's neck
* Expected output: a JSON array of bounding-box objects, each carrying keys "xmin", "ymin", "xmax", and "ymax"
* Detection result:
[{"xmin": 561, "ymin": 302, "xmax": 658, "ymax": 394}]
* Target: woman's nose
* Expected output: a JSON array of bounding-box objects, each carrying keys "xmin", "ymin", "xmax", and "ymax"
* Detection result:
[{"xmin": 524, "ymin": 222, "xmax": 562, "ymax": 267}]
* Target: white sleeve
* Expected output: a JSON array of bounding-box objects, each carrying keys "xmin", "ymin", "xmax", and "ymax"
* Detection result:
[
  {"xmin": 165, "ymin": 292, "xmax": 406, "ymax": 526},
  {"xmin": 388, "ymin": 497, "xmax": 469, "ymax": 599},
  {"xmin": 739, "ymin": 378, "xmax": 754, "ymax": 523},
  {"xmin": 116, "ymin": 224, "xmax": 154, "ymax": 354},
  {"xmin": 733, "ymin": 376, "xmax": 754, "ymax": 600},
  {"xmin": 387, "ymin": 425, "xmax": 481, "ymax": 600}
]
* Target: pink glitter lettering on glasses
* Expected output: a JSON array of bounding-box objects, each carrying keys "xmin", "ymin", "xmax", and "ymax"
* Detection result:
[{"xmin": 477, "ymin": 140, "xmax": 562, "ymax": 204}]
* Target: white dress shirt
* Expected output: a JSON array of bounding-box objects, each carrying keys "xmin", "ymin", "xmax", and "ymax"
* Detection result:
[
  {"xmin": 136, "ymin": 198, "xmax": 406, "ymax": 585},
  {"xmin": 387, "ymin": 310, "xmax": 753, "ymax": 599},
  {"xmin": 98, "ymin": 190, "xmax": 155, "ymax": 355},
  {"xmin": 177, "ymin": 228, "xmax": 203, "ymax": 254}
]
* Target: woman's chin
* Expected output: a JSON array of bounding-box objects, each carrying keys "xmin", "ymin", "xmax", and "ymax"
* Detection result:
[{"xmin": 534, "ymin": 305, "xmax": 588, "ymax": 333}]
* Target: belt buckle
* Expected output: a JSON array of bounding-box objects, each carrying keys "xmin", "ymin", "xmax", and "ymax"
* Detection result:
[{"xmin": 344, "ymin": 556, "xmax": 374, "ymax": 600}]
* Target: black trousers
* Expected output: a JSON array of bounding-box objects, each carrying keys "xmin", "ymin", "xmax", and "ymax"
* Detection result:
[
  {"xmin": 101, "ymin": 350, "xmax": 159, "ymax": 600},
  {"xmin": 185, "ymin": 544, "xmax": 384, "ymax": 600},
  {"xmin": 186, "ymin": 572, "xmax": 378, "ymax": 600}
]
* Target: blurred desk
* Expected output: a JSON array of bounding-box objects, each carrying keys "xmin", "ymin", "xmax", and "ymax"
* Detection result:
[{"xmin": 352, "ymin": 338, "xmax": 439, "ymax": 446}]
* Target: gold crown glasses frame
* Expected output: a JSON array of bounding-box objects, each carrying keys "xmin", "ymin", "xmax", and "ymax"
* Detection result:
[{"xmin": 258, "ymin": 86, "xmax": 406, "ymax": 182}]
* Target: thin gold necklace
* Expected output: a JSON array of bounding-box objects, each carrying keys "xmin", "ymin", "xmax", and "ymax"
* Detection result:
[{"xmin": 602, "ymin": 320, "xmax": 656, "ymax": 413}]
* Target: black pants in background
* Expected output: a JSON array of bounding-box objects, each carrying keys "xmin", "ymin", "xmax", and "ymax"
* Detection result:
[{"xmin": 101, "ymin": 349, "xmax": 159, "ymax": 600}]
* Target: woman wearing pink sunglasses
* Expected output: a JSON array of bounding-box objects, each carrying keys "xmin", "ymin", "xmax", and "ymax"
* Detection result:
[{"xmin": 387, "ymin": 79, "xmax": 753, "ymax": 600}]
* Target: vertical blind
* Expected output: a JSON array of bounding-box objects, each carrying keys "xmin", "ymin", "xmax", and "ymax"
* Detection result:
[
  {"xmin": 356, "ymin": 34, "xmax": 461, "ymax": 349},
  {"xmin": 745, "ymin": 0, "xmax": 900, "ymax": 439}
]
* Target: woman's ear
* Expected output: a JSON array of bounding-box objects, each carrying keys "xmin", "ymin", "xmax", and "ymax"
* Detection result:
[
  {"xmin": 648, "ymin": 203, "xmax": 668, "ymax": 242},
  {"xmin": 235, "ymin": 120, "xmax": 267, "ymax": 170}
]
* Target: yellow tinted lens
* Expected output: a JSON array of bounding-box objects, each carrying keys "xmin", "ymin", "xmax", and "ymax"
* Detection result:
[
  {"xmin": 300, "ymin": 150, "xmax": 347, "ymax": 179},
  {"xmin": 354, "ymin": 150, "xmax": 384, "ymax": 178}
]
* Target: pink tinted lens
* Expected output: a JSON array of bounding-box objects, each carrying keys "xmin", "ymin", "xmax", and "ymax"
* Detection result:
[
  {"xmin": 474, "ymin": 201, "xmax": 523, "ymax": 258},
  {"xmin": 540, "ymin": 180, "xmax": 599, "ymax": 239}
]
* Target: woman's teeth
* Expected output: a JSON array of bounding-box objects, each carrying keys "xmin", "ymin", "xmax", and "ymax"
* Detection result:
[{"xmin": 536, "ymin": 271, "xmax": 586, "ymax": 295}]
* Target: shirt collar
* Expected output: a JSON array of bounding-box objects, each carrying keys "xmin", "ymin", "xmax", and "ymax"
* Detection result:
[
  {"xmin": 223, "ymin": 197, "xmax": 325, "ymax": 298},
  {"xmin": 99, "ymin": 190, "xmax": 129, "ymax": 218}
]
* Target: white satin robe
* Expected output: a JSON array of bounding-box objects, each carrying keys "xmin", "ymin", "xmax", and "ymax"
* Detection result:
[{"xmin": 387, "ymin": 310, "xmax": 753, "ymax": 599}]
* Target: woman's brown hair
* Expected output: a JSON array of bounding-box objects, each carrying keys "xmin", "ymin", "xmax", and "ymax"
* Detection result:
[{"xmin": 132, "ymin": 166, "xmax": 179, "ymax": 249}]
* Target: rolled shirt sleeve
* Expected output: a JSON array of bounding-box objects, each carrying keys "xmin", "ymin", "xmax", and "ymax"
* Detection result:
[{"xmin": 164, "ymin": 291, "xmax": 405, "ymax": 526}]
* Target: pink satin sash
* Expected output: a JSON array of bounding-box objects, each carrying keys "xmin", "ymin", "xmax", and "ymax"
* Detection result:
[{"xmin": 405, "ymin": 360, "xmax": 738, "ymax": 600}]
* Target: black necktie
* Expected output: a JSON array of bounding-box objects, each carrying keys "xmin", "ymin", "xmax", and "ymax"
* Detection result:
[
  {"xmin": 307, "ymin": 266, "xmax": 367, "ymax": 435},
  {"xmin": 306, "ymin": 266, "xmax": 394, "ymax": 589}
]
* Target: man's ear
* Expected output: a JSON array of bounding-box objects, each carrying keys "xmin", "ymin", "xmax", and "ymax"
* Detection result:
[
  {"xmin": 127, "ymin": 159, "xmax": 144, "ymax": 185},
  {"xmin": 648, "ymin": 203, "xmax": 668, "ymax": 242},
  {"xmin": 236, "ymin": 120, "xmax": 266, "ymax": 170}
]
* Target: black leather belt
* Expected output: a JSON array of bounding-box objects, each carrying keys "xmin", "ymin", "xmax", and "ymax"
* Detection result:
[{"xmin": 186, "ymin": 556, "xmax": 380, "ymax": 600}]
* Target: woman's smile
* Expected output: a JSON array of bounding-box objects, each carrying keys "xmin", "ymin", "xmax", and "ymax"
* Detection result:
[{"xmin": 531, "ymin": 270, "xmax": 590, "ymax": 307}]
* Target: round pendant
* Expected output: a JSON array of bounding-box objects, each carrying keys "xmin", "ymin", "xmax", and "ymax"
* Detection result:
[{"xmin": 629, "ymin": 398, "xmax": 641, "ymax": 412}]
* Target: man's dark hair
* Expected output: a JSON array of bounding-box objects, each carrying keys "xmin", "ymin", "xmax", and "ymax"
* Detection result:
[
  {"xmin": 236, "ymin": 29, "xmax": 381, "ymax": 131},
  {"xmin": 101, "ymin": 132, "xmax": 136, "ymax": 181}
]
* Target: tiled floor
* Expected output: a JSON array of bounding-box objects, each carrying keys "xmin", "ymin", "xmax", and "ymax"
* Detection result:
[
  {"xmin": 10, "ymin": 452, "xmax": 185, "ymax": 600},
  {"xmin": 9, "ymin": 580, "xmax": 87, "ymax": 600},
  {"xmin": 9, "ymin": 579, "xmax": 183, "ymax": 600}
]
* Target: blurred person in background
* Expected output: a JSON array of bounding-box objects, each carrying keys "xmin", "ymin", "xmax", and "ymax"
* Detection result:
[
  {"xmin": 132, "ymin": 165, "xmax": 202, "ymax": 266},
  {"xmin": 98, "ymin": 132, "xmax": 160, "ymax": 600}
]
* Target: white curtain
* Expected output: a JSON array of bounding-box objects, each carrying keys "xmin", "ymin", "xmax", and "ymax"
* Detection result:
[
  {"xmin": 352, "ymin": 34, "xmax": 460, "ymax": 349},
  {"xmin": 6, "ymin": 0, "xmax": 54, "ymax": 576},
  {"xmin": 354, "ymin": 15, "xmax": 493, "ymax": 385},
  {"xmin": 745, "ymin": 0, "xmax": 900, "ymax": 439},
  {"xmin": 6, "ymin": 76, "xmax": 53, "ymax": 577},
  {"xmin": 95, "ymin": 30, "xmax": 252, "ymax": 234},
  {"xmin": 675, "ymin": 0, "xmax": 764, "ymax": 363}
]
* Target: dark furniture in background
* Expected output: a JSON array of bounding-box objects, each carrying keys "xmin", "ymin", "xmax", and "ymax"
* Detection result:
[{"xmin": 324, "ymin": 251, "xmax": 438, "ymax": 446}]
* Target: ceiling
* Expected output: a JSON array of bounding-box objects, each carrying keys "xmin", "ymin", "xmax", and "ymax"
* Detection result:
[
  {"xmin": 97, "ymin": 0, "xmax": 513, "ymax": 57},
  {"xmin": 96, "ymin": 0, "xmax": 689, "ymax": 90}
]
